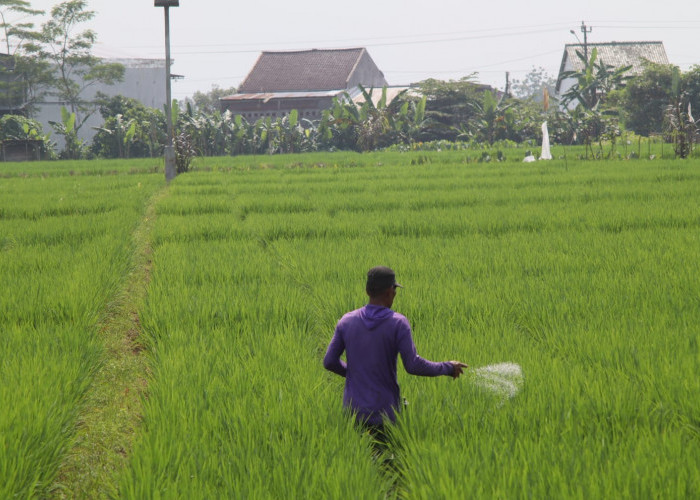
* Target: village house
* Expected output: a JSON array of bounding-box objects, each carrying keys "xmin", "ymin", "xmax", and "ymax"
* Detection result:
[
  {"xmin": 556, "ymin": 41, "xmax": 669, "ymax": 108},
  {"xmin": 33, "ymin": 58, "xmax": 167, "ymax": 149},
  {"xmin": 0, "ymin": 56, "xmax": 167, "ymax": 159},
  {"xmin": 220, "ymin": 47, "xmax": 389, "ymax": 120}
]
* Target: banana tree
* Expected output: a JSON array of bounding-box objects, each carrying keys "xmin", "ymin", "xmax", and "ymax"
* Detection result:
[
  {"xmin": 266, "ymin": 110, "xmax": 315, "ymax": 154},
  {"xmin": 48, "ymin": 106, "xmax": 83, "ymax": 159},
  {"xmin": 93, "ymin": 113, "xmax": 136, "ymax": 158},
  {"xmin": 396, "ymin": 93, "xmax": 428, "ymax": 145},
  {"xmin": 471, "ymin": 91, "xmax": 515, "ymax": 144},
  {"xmin": 560, "ymin": 48, "xmax": 631, "ymax": 110},
  {"xmin": 322, "ymin": 85, "xmax": 422, "ymax": 151},
  {"xmin": 664, "ymin": 67, "xmax": 699, "ymax": 158},
  {"xmin": 559, "ymin": 48, "xmax": 630, "ymax": 153},
  {"xmin": 320, "ymin": 92, "xmax": 363, "ymax": 150}
]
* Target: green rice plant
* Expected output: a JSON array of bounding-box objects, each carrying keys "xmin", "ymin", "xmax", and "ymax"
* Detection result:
[
  {"xmin": 0, "ymin": 173, "xmax": 163, "ymax": 498},
  {"xmin": 0, "ymin": 157, "xmax": 165, "ymax": 178},
  {"xmin": 118, "ymin": 238, "xmax": 389, "ymax": 498},
  {"xmin": 4, "ymin": 152, "xmax": 699, "ymax": 498},
  {"xmin": 118, "ymin": 157, "xmax": 699, "ymax": 498}
]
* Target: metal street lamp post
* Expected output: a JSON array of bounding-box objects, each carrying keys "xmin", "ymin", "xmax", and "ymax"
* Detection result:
[{"xmin": 155, "ymin": 0, "xmax": 179, "ymax": 182}]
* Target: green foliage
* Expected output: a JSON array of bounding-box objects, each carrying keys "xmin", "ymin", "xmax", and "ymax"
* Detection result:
[
  {"xmin": 93, "ymin": 114, "xmax": 136, "ymax": 158},
  {"xmin": 681, "ymin": 65, "xmax": 700, "ymax": 120},
  {"xmin": 0, "ymin": 54, "xmax": 23, "ymax": 112},
  {"xmin": 23, "ymin": 0, "xmax": 124, "ymax": 130},
  {"xmin": 114, "ymin": 157, "xmax": 700, "ymax": 498},
  {"xmin": 48, "ymin": 106, "xmax": 84, "ymax": 159},
  {"xmin": 510, "ymin": 66, "xmax": 557, "ymax": 101},
  {"xmin": 560, "ymin": 47, "xmax": 632, "ymax": 111},
  {"xmin": 184, "ymin": 84, "xmax": 237, "ymax": 115},
  {"xmin": 0, "ymin": 172, "xmax": 163, "ymax": 498},
  {"xmin": 412, "ymin": 78, "xmax": 546, "ymax": 145},
  {"xmin": 415, "ymin": 76, "xmax": 484, "ymax": 141},
  {"xmin": 314, "ymin": 85, "xmax": 432, "ymax": 152},
  {"xmin": 0, "ymin": 113, "xmax": 44, "ymax": 140},
  {"xmin": 558, "ymin": 48, "xmax": 631, "ymax": 149},
  {"xmin": 2, "ymin": 155, "xmax": 700, "ymax": 497},
  {"xmin": 617, "ymin": 61, "xmax": 676, "ymax": 136},
  {"xmin": 0, "ymin": 1, "xmax": 46, "ymax": 114},
  {"xmin": 664, "ymin": 67, "xmax": 699, "ymax": 158},
  {"xmin": 91, "ymin": 95, "xmax": 165, "ymax": 158},
  {"xmin": 614, "ymin": 63, "xmax": 700, "ymax": 147},
  {"xmin": 0, "ymin": 0, "xmax": 42, "ymax": 53},
  {"xmin": 174, "ymin": 130, "xmax": 195, "ymax": 173},
  {"xmin": 0, "ymin": 113, "xmax": 53, "ymax": 159},
  {"xmin": 472, "ymin": 91, "xmax": 515, "ymax": 144}
]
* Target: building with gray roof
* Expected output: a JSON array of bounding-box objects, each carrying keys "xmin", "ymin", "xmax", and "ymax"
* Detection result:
[{"xmin": 555, "ymin": 41, "xmax": 669, "ymax": 107}]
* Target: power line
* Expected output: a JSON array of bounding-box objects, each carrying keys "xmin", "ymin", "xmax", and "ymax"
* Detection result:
[
  {"xmin": 590, "ymin": 19, "xmax": 700, "ymax": 26},
  {"xmin": 385, "ymin": 49, "xmax": 562, "ymax": 74},
  {"xmin": 117, "ymin": 21, "xmax": 573, "ymax": 51},
  {"xmin": 103, "ymin": 19, "xmax": 700, "ymax": 54},
  {"xmin": 164, "ymin": 27, "xmax": 568, "ymax": 56}
]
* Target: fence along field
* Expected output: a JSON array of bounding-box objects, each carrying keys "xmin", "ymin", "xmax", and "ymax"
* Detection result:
[{"xmin": 2, "ymin": 152, "xmax": 699, "ymax": 498}]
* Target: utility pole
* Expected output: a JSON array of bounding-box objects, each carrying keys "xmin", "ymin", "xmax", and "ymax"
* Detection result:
[
  {"xmin": 504, "ymin": 72, "xmax": 510, "ymax": 98},
  {"xmin": 155, "ymin": 0, "xmax": 179, "ymax": 182},
  {"xmin": 580, "ymin": 21, "xmax": 592, "ymax": 61}
]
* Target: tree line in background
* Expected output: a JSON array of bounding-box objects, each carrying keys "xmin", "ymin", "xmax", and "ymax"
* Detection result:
[
  {"xmin": 1, "ymin": 0, "xmax": 699, "ymax": 161},
  {"xmin": 0, "ymin": 0, "xmax": 123, "ymax": 142}
]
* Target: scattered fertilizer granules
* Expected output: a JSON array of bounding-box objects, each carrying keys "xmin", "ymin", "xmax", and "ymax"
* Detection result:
[{"xmin": 472, "ymin": 362, "xmax": 523, "ymax": 400}]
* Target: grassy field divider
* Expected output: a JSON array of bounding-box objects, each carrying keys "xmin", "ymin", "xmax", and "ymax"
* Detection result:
[{"xmin": 49, "ymin": 186, "xmax": 170, "ymax": 499}]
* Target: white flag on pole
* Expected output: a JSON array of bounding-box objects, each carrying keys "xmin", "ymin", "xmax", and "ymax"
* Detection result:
[{"xmin": 541, "ymin": 121, "xmax": 552, "ymax": 160}]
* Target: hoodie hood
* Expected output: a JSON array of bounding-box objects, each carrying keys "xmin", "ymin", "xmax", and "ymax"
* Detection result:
[{"xmin": 359, "ymin": 304, "xmax": 394, "ymax": 330}]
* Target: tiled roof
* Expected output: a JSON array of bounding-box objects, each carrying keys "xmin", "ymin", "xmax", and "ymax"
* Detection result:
[
  {"xmin": 238, "ymin": 48, "xmax": 370, "ymax": 93},
  {"xmin": 562, "ymin": 41, "xmax": 668, "ymax": 73}
]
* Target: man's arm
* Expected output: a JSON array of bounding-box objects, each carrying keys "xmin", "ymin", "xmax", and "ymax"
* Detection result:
[
  {"xmin": 397, "ymin": 320, "xmax": 455, "ymax": 377},
  {"xmin": 323, "ymin": 327, "xmax": 347, "ymax": 377}
]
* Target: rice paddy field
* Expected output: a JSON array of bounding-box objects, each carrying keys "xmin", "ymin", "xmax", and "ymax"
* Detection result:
[{"xmin": 1, "ymin": 151, "xmax": 699, "ymax": 498}]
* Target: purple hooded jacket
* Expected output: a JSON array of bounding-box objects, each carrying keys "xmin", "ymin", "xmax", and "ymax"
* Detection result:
[{"xmin": 323, "ymin": 304, "xmax": 454, "ymax": 425}]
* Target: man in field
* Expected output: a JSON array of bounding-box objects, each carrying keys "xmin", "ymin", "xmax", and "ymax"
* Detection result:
[{"xmin": 323, "ymin": 266, "xmax": 467, "ymax": 441}]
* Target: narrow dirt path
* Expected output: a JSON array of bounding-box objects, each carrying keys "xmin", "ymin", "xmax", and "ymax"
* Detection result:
[{"xmin": 49, "ymin": 187, "xmax": 167, "ymax": 499}]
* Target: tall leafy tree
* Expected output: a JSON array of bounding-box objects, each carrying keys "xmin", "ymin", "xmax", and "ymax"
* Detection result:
[
  {"xmin": 24, "ymin": 0, "xmax": 123, "ymax": 131},
  {"xmin": 186, "ymin": 84, "xmax": 237, "ymax": 115},
  {"xmin": 0, "ymin": 0, "xmax": 44, "ymax": 113},
  {"xmin": 0, "ymin": 0, "xmax": 41, "ymax": 54},
  {"xmin": 558, "ymin": 48, "xmax": 631, "ymax": 154},
  {"xmin": 680, "ymin": 65, "xmax": 700, "ymax": 122},
  {"xmin": 664, "ymin": 67, "xmax": 698, "ymax": 158},
  {"xmin": 617, "ymin": 61, "xmax": 675, "ymax": 136},
  {"xmin": 91, "ymin": 95, "xmax": 166, "ymax": 158},
  {"xmin": 416, "ymin": 76, "xmax": 484, "ymax": 141},
  {"xmin": 511, "ymin": 66, "xmax": 556, "ymax": 102}
]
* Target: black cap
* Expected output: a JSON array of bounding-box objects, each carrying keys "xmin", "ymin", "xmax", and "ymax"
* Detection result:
[{"xmin": 366, "ymin": 266, "xmax": 403, "ymax": 294}]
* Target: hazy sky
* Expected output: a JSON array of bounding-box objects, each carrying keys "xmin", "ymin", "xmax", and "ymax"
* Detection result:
[{"xmin": 13, "ymin": 0, "xmax": 700, "ymax": 99}]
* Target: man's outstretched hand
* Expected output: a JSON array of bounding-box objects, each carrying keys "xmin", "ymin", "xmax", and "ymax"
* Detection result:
[{"xmin": 450, "ymin": 361, "xmax": 469, "ymax": 379}]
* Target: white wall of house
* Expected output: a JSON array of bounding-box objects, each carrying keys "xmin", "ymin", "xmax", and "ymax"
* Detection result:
[
  {"xmin": 35, "ymin": 59, "xmax": 166, "ymax": 150},
  {"xmin": 555, "ymin": 57, "xmax": 577, "ymax": 110}
]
